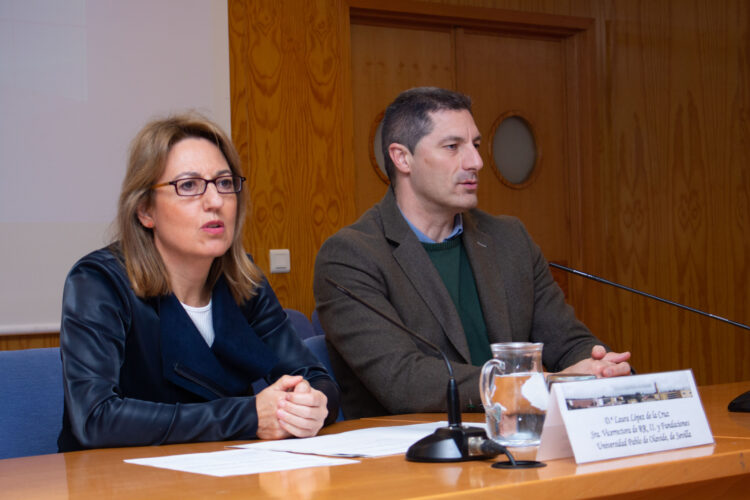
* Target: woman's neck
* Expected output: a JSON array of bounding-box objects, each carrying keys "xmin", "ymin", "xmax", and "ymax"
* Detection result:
[
  {"xmin": 171, "ymin": 277, "xmax": 212, "ymax": 307},
  {"xmin": 162, "ymin": 256, "xmax": 214, "ymax": 307}
]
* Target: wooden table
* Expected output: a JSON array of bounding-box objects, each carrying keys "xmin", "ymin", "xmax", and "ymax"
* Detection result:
[{"xmin": 2, "ymin": 382, "xmax": 750, "ymax": 499}]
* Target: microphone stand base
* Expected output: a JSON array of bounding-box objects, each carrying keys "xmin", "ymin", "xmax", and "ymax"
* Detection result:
[
  {"xmin": 406, "ymin": 425, "xmax": 490, "ymax": 462},
  {"xmin": 728, "ymin": 390, "xmax": 750, "ymax": 412}
]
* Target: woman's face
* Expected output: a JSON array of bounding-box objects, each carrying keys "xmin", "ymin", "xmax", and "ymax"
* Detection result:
[{"xmin": 138, "ymin": 137, "xmax": 237, "ymax": 273}]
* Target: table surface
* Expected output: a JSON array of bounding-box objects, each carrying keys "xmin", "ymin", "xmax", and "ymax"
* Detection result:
[{"xmin": 2, "ymin": 382, "xmax": 750, "ymax": 499}]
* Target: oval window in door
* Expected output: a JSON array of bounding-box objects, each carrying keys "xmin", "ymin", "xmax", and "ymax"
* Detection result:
[{"xmin": 490, "ymin": 114, "xmax": 538, "ymax": 188}]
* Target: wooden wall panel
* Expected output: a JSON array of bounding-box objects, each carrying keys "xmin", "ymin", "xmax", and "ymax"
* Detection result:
[
  {"xmin": 0, "ymin": 334, "xmax": 59, "ymax": 351},
  {"xmin": 227, "ymin": 0, "xmax": 749, "ymax": 386},
  {"xmin": 228, "ymin": 0, "xmax": 355, "ymax": 316},
  {"xmin": 598, "ymin": 0, "xmax": 750, "ymax": 384}
]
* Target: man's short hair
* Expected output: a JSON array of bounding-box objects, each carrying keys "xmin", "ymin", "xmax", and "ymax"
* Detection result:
[{"xmin": 381, "ymin": 87, "xmax": 473, "ymax": 184}]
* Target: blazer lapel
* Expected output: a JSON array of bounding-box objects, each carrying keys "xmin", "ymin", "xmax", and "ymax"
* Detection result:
[
  {"xmin": 159, "ymin": 282, "xmax": 278, "ymax": 400},
  {"xmin": 211, "ymin": 278, "xmax": 279, "ymax": 380},
  {"xmin": 379, "ymin": 190, "xmax": 472, "ymax": 363},
  {"xmin": 462, "ymin": 212, "xmax": 513, "ymax": 343}
]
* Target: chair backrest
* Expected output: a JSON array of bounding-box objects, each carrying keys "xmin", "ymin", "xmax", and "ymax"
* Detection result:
[
  {"xmin": 311, "ymin": 310, "xmax": 326, "ymax": 338},
  {"xmin": 303, "ymin": 335, "xmax": 344, "ymax": 421},
  {"xmin": 285, "ymin": 308, "xmax": 315, "ymax": 340},
  {"xmin": 0, "ymin": 347, "xmax": 63, "ymax": 459}
]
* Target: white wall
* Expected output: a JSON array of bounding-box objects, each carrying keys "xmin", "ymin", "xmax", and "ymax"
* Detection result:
[{"xmin": 0, "ymin": 0, "xmax": 231, "ymax": 333}]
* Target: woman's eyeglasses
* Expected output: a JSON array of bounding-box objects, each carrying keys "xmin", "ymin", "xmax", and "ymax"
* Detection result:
[{"xmin": 152, "ymin": 175, "xmax": 245, "ymax": 197}]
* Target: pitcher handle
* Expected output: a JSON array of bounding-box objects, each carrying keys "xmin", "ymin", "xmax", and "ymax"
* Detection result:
[{"xmin": 479, "ymin": 358, "xmax": 504, "ymax": 407}]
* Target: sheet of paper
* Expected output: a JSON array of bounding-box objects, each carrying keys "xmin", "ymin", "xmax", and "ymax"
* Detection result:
[
  {"xmin": 234, "ymin": 421, "xmax": 464, "ymax": 457},
  {"xmin": 125, "ymin": 448, "xmax": 357, "ymax": 477}
]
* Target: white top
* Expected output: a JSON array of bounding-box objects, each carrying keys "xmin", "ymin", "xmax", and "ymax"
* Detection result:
[{"xmin": 181, "ymin": 299, "xmax": 215, "ymax": 347}]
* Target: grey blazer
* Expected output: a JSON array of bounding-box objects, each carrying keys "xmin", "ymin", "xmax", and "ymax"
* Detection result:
[{"xmin": 313, "ymin": 189, "xmax": 603, "ymax": 419}]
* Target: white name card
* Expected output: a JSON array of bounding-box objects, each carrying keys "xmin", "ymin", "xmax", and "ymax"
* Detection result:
[{"xmin": 537, "ymin": 370, "xmax": 713, "ymax": 463}]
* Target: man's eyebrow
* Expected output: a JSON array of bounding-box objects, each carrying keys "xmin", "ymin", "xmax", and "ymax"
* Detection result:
[
  {"xmin": 440, "ymin": 135, "xmax": 469, "ymax": 143},
  {"xmin": 438, "ymin": 134, "xmax": 482, "ymax": 144}
]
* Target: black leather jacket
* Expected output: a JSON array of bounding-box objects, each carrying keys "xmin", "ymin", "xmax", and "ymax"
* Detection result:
[{"xmin": 58, "ymin": 246, "xmax": 339, "ymax": 452}]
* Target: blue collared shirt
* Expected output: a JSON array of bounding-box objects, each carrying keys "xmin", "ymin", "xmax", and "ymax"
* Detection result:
[{"xmin": 399, "ymin": 209, "xmax": 464, "ymax": 243}]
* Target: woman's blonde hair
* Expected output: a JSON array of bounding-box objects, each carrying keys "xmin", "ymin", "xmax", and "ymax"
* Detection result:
[{"xmin": 116, "ymin": 112, "xmax": 262, "ymax": 303}]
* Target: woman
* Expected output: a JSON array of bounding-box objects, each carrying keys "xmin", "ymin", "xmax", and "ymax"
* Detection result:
[{"xmin": 58, "ymin": 113, "xmax": 339, "ymax": 451}]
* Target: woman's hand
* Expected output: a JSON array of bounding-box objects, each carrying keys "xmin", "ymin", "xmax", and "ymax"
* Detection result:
[
  {"xmin": 256, "ymin": 375, "xmax": 301, "ymax": 440},
  {"xmin": 276, "ymin": 378, "xmax": 329, "ymax": 438},
  {"xmin": 255, "ymin": 375, "xmax": 329, "ymax": 440}
]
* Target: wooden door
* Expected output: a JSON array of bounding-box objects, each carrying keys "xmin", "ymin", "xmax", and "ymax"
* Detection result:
[
  {"xmin": 457, "ymin": 29, "xmax": 572, "ymax": 265},
  {"xmin": 350, "ymin": 23, "xmax": 455, "ymax": 215},
  {"xmin": 350, "ymin": 15, "xmax": 586, "ymax": 280}
]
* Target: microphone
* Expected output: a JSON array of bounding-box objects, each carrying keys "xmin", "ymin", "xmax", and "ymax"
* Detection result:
[
  {"xmin": 325, "ymin": 277, "xmax": 544, "ymax": 467},
  {"xmin": 549, "ymin": 262, "xmax": 750, "ymax": 331},
  {"xmin": 549, "ymin": 262, "xmax": 750, "ymax": 412}
]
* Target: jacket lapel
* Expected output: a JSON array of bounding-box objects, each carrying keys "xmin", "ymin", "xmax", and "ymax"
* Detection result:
[
  {"xmin": 462, "ymin": 212, "xmax": 513, "ymax": 343},
  {"xmin": 211, "ymin": 278, "xmax": 279, "ymax": 380},
  {"xmin": 159, "ymin": 280, "xmax": 278, "ymax": 400},
  {"xmin": 379, "ymin": 189, "xmax": 472, "ymax": 363}
]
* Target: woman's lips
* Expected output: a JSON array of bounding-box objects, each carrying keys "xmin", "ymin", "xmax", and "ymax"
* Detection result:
[{"xmin": 201, "ymin": 220, "xmax": 225, "ymax": 234}]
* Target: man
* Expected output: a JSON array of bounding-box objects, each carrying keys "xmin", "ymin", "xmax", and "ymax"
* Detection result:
[{"xmin": 313, "ymin": 87, "xmax": 630, "ymax": 419}]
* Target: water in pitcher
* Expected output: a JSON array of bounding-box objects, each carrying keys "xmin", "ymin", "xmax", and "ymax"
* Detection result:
[{"xmin": 484, "ymin": 372, "xmax": 547, "ymax": 446}]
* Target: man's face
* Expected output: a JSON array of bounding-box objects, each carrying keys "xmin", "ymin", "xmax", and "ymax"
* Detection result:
[{"xmin": 400, "ymin": 109, "xmax": 483, "ymax": 217}]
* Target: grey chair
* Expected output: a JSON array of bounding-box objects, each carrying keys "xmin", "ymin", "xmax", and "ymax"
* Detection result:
[{"xmin": 0, "ymin": 347, "xmax": 63, "ymax": 459}]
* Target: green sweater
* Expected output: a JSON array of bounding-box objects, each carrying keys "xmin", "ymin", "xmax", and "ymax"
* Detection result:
[{"xmin": 422, "ymin": 237, "xmax": 492, "ymax": 366}]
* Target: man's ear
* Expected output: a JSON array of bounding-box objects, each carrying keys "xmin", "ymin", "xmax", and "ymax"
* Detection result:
[
  {"xmin": 388, "ymin": 143, "xmax": 412, "ymax": 174},
  {"xmin": 137, "ymin": 203, "xmax": 155, "ymax": 229}
]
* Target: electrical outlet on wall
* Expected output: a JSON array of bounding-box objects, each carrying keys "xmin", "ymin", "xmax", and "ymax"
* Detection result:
[{"xmin": 269, "ymin": 249, "xmax": 291, "ymax": 273}]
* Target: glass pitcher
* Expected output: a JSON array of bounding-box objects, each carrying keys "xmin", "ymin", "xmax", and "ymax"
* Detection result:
[{"xmin": 480, "ymin": 342, "xmax": 548, "ymax": 446}]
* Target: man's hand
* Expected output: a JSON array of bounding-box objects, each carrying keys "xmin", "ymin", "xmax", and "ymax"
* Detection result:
[
  {"xmin": 561, "ymin": 345, "xmax": 631, "ymax": 378},
  {"xmin": 255, "ymin": 375, "xmax": 329, "ymax": 440}
]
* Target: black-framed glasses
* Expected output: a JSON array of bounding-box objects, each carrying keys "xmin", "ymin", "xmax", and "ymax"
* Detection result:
[{"xmin": 152, "ymin": 175, "xmax": 246, "ymax": 197}]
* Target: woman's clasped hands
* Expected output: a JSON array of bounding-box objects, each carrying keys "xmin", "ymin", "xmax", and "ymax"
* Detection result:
[{"xmin": 256, "ymin": 375, "xmax": 329, "ymax": 440}]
